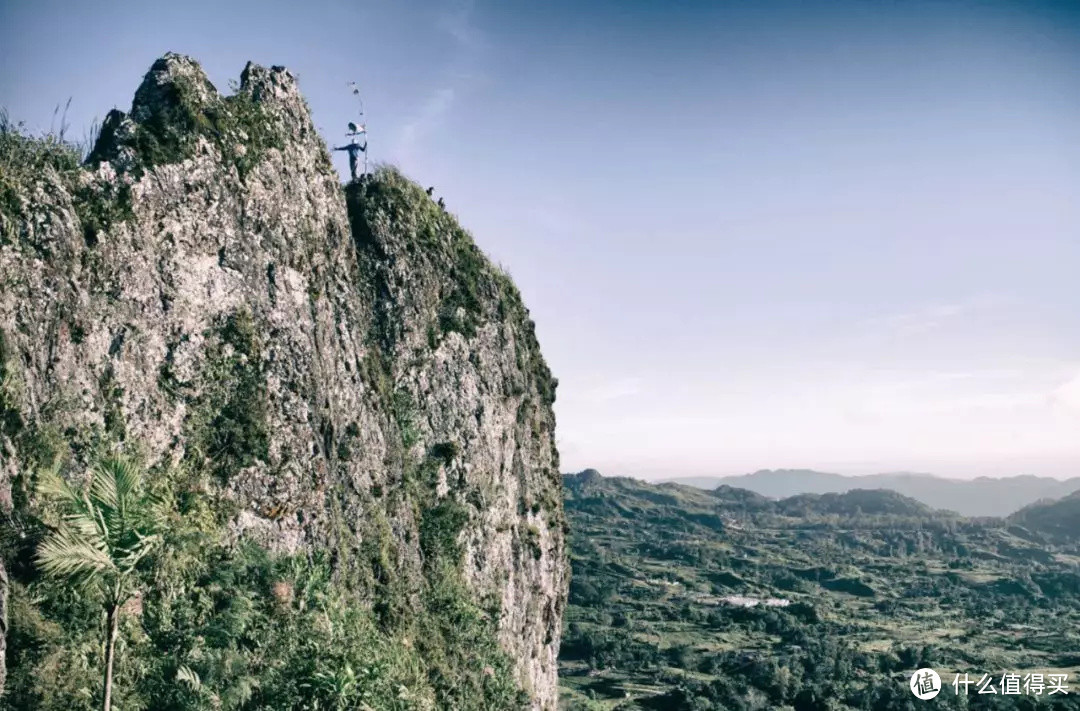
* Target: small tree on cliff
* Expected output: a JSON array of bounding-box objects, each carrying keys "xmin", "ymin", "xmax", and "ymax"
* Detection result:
[{"xmin": 35, "ymin": 455, "xmax": 165, "ymax": 711}]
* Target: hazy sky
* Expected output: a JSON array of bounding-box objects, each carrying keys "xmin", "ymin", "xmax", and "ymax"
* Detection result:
[{"xmin": 3, "ymin": 0, "xmax": 1079, "ymax": 480}]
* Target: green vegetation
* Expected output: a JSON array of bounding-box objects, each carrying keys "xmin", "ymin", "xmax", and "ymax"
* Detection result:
[
  {"xmin": 4, "ymin": 425, "xmax": 527, "ymax": 710},
  {"xmin": 419, "ymin": 499, "xmax": 470, "ymax": 563},
  {"xmin": 74, "ymin": 181, "xmax": 135, "ymax": 248},
  {"xmin": 182, "ymin": 310, "xmax": 271, "ymax": 484},
  {"xmin": 559, "ymin": 472, "xmax": 1080, "ymax": 710},
  {"xmin": 35, "ymin": 456, "xmax": 166, "ymax": 711},
  {"xmin": 1, "ymin": 110, "xmax": 135, "ymax": 252},
  {"xmin": 344, "ymin": 166, "xmax": 559, "ymax": 551},
  {"xmin": 2, "ymin": 61, "xmax": 287, "ymax": 251},
  {"xmin": 0, "ymin": 111, "xmax": 82, "ymax": 246},
  {"xmin": 347, "ymin": 167, "xmax": 500, "ymax": 341},
  {"xmin": 1010, "ymin": 492, "xmax": 1080, "ymax": 542},
  {"xmin": 346, "ymin": 167, "xmax": 557, "ymax": 403},
  {"xmin": 0, "ymin": 328, "xmax": 24, "ymax": 439}
]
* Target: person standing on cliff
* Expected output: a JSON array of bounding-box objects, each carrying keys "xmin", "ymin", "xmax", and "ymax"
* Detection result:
[{"xmin": 334, "ymin": 121, "xmax": 367, "ymax": 181}]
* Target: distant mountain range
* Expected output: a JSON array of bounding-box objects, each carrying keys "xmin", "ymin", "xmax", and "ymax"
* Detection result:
[{"xmin": 664, "ymin": 469, "xmax": 1080, "ymax": 517}]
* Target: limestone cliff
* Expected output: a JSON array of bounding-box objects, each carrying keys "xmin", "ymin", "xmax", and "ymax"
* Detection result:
[{"xmin": 0, "ymin": 54, "xmax": 566, "ymax": 708}]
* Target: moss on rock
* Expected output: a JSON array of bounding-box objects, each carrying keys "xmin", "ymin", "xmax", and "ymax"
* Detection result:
[{"xmin": 184, "ymin": 310, "xmax": 270, "ymax": 483}]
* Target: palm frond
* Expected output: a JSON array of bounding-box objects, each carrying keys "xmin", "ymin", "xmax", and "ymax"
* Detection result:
[
  {"xmin": 176, "ymin": 664, "xmax": 203, "ymax": 690},
  {"xmin": 113, "ymin": 456, "xmax": 143, "ymax": 499},
  {"xmin": 90, "ymin": 456, "xmax": 132, "ymax": 512},
  {"xmin": 36, "ymin": 452, "xmax": 164, "ymax": 590},
  {"xmin": 115, "ymin": 530, "xmax": 162, "ymax": 571},
  {"xmin": 36, "ymin": 467, "xmax": 85, "ymax": 510},
  {"xmin": 36, "ymin": 526, "xmax": 115, "ymax": 581},
  {"xmin": 64, "ymin": 505, "xmax": 111, "ymax": 545}
]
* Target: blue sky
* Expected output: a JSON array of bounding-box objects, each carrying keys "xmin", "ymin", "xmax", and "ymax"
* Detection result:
[{"xmin": 3, "ymin": 0, "xmax": 1079, "ymax": 479}]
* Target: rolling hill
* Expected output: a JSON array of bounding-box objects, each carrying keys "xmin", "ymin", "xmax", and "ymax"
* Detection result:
[
  {"xmin": 669, "ymin": 469, "xmax": 1080, "ymax": 517},
  {"xmin": 1010, "ymin": 491, "xmax": 1080, "ymax": 542}
]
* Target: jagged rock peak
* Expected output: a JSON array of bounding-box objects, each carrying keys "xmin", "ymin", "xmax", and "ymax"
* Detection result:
[
  {"xmin": 90, "ymin": 53, "xmax": 325, "ymax": 178},
  {"xmin": 130, "ymin": 53, "xmax": 218, "ymax": 122},
  {"xmin": 0, "ymin": 54, "xmax": 567, "ymax": 708}
]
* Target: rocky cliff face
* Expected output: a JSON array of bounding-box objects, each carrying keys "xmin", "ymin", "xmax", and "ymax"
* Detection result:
[{"xmin": 0, "ymin": 54, "xmax": 566, "ymax": 707}]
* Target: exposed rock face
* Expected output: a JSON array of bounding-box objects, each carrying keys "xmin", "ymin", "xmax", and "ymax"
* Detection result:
[
  {"xmin": 0, "ymin": 545, "xmax": 6, "ymax": 697},
  {"xmin": 0, "ymin": 53, "xmax": 566, "ymax": 707}
]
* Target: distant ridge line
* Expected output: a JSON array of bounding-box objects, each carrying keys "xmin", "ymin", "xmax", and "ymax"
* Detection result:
[{"xmin": 575, "ymin": 468, "xmax": 1080, "ymax": 518}]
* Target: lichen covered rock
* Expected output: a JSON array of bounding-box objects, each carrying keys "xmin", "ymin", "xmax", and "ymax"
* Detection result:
[{"xmin": 0, "ymin": 53, "xmax": 566, "ymax": 708}]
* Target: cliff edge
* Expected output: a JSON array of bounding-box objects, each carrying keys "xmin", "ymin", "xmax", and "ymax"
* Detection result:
[{"xmin": 0, "ymin": 54, "xmax": 566, "ymax": 709}]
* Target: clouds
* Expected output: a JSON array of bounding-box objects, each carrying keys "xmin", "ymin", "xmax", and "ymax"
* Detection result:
[
  {"xmin": 554, "ymin": 284, "xmax": 1080, "ymax": 480},
  {"xmin": 859, "ymin": 294, "xmax": 1010, "ymax": 340},
  {"xmin": 437, "ymin": 0, "xmax": 483, "ymax": 52},
  {"xmin": 556, "ymin": 356, "xmax": 1080, "ymax": 480},
  {"xmin": 393, "ymin": 0, "xmax": 485, "ymax": 162},
  {"xmin": 1052, "ymin": 370, "xmax": 1080, "ymax": 415},
  {"xmin": 847, "ymin": 364, "xmax": 1058, "ymax": 422},
  {"xmin": 583, "ymin": 377, "xmax": 643, "ymax": 404},
  {"xmin": 396, "ymin": 86, "xmax": 457, "ymax": 161}
]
